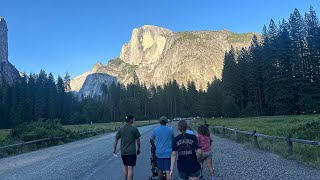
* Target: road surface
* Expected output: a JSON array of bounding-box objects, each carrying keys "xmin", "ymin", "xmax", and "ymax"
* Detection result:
[
  {"xmin": 0, "ymin": 123, "xmax": 179, "ymax": 180},
  {"xmin": 1, "ymin": 122, "xmax": 320, "ymax": 180}
]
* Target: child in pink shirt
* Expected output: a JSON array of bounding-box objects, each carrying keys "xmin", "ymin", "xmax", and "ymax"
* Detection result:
[{"xmin": 197, "ymin": 125, "xmax": 215, "ymax": 180}]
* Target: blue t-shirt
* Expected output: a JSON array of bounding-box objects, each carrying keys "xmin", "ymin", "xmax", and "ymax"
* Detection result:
[
  {"xmin": 172, "ymin": 133, "xmax": 201, "ymax": 173},
  {"xmin": 150, "ymin": 125, "xmax": 174, "ymax": 158}
]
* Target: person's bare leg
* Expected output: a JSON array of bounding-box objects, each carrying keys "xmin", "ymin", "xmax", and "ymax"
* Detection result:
[
  {"xmin": 127, "ymin": 166, "xmax": 134, "ymax": 180},
  {"xmin": 165, "ymin": 170, "xmax": 170, "ymax": 180},
  {"xmin": 158, "ymin": 170, "xmax": 164, "ymax": 180},
  {"xmin": 122, "ymin": 165, "xmax": 128, "ymax": 179},
  {"xmin": 206, "ymin": 157, "xmax": 215, "ymax": 177}
]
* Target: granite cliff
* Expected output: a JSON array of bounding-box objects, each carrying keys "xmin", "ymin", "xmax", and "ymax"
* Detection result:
[
  {"xmin": 0, "ymin": 17, "xmax": 20, "ymax": 84},
  {"xmin": 71, "ymin": 25, "xmax": 257, "ymax": 96}
]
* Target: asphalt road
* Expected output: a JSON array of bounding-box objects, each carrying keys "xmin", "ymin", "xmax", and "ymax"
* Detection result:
[
  {"xmin": 1, "ymin": 122, "xmax": 320, "ymax": 180},
  {"xmin": 0, "ymin": 123, "xmax": 178, "ymax": 180}
]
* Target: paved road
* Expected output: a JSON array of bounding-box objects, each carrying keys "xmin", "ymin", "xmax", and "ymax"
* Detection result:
[
  {"xmin": 1, "ymin": 122, "xmax": 320, "ymax": 180},
  {"xmin": 0, "ymin": 123, "xmax": 178, "ymax": 180}
]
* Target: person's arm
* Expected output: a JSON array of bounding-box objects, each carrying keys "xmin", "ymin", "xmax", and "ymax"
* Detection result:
[
  {"xmin": 113, "ymin": 130, "xmax": 120, "ymax": 154},
  {"xmin": 135, "ymin": 128, "xmax": 141, "ymax": 155},
  {"xmin": 170, "ymin": 151, "xmax": 177, "ymax": 179},
  {"xmin": 136, "ymin": 137, "xmax": 141, "ymax": 155},
  {"xmin": 194, "ymin": 136, "xmax": 202, "ymax": 162},
  {"xmin": 196, "ymin": 149, "xmax": 203, "ymax": 162},
  {"xmin": 113, "ymin": 138, "xmax": 118, "ymax": 154}
]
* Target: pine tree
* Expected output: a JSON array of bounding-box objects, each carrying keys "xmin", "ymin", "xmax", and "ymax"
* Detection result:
[
  {"xmin": 305, "ymin": 6, "xmax": 320, "ymax": 111},
  {"xmin": 289, "ymin": 8, "xmax": 308, "ymax": 113}
]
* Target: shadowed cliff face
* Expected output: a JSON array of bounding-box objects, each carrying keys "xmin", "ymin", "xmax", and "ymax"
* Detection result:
[
  {"xmin": 71, "ymin": 25, "xmax": 257, "ymax": 94},
  {"xmin": 78, "ymin": 73, "xmax": 116, "ymax": 97},
  {"xmin": 0, "ymin": 17, "xmax": 8, "ymax": 63},
  {"xmin": 0, "ymin": 17, "xmax": 20, "ymax": 84}
]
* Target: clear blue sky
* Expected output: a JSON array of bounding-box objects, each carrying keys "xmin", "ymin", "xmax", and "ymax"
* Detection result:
[{"xmin": 0, "ymin": 0, "xmax": 319, "ymax": 78}]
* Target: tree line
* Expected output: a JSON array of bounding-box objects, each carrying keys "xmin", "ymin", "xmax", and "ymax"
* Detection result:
[
  {"xmin": 0, "ymin": 70, "xmax": 76, "ymax": 128},
  {"xmin": 216, "ymin": 7, "xmax": 320, "ymax": 116},
  {"xmin": 1, "ymin": 7, "xmax": 320, "ymax": 129}
]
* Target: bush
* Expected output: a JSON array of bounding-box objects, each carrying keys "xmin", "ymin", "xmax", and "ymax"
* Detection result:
[
  {"xmin": 291, "ymin": 121, "xmax": 320, "ymax": 141},
  {"xmin": 9, "ymin": 119, "xmax": 71, "ymax": 142}
]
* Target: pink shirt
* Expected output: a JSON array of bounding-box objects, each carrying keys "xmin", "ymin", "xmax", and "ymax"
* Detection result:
[{"xmin": 196, "ymin": 134, "xmax": 212, "ymax": 152}]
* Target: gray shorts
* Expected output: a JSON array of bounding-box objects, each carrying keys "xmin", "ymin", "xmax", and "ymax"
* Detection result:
[
  {"xmin": 202, "ymin": 151, "xmax": 212, "ymax": 160},
  {"xmin": 178, "ymin": 169, "xmax": 201, "ymax": 180}
]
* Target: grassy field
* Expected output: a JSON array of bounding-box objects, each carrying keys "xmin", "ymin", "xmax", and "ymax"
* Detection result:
[
  {"xmin": 193, "ymin": 114, "xmax": 320, "ymax": 168},
  {"xmin": 196, "ymin": 114, "xmax": 320, "ymax": 140}
]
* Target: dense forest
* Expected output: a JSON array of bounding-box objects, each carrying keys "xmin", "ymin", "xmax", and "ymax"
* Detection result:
[{"xmin": 1, "ymin": 7, "xmax": 320, "ymax": 128}]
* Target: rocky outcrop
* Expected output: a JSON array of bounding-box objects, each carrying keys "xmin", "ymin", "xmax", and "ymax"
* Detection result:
[
  {"xmin": 0, "ymin": 61, "xmax": 20, "ymax": 84},
  {"xmin": 70, "ymin": 71, "xmax": 91, "ymax": 92},
  {"xmin": 71, "ymin": 25, "xmax": 258, "ymax": 95},
  {"xmin": 120, "ymin": 25, "xmax": 173, "ymax": 66},
  {"xmin": 78, "ymin": 73, "xmax": 116, "ymax": 97},
  {"xmin": 0, "ymin": 17, "xmax": 20, "ymax": 84},
  {"xmin": 0, "ymin": 17, "xmax": 8, "ymax": 63}
]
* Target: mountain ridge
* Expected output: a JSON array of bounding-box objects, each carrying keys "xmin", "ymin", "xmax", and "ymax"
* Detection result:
[{"xmin": 70, "ymin": 25, "xmax": 258, "ymax": 96}]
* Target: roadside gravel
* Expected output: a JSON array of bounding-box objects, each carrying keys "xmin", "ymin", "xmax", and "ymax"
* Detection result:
[{"xmin": 201, "ymin": 135, "xmax": 320, "ymax": 180}]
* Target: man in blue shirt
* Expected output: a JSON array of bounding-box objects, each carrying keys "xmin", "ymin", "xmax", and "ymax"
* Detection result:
[{"xmin": 150, "ymin": 116, "xmax": 174, "ymax": 180}]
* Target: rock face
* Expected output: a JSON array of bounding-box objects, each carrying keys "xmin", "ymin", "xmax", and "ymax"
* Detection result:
[
  {"xmin": 71, "ymin": 25, "xmax": 257, "ymax": 95},
  {"xmin": 0, "ymin": 17, "xmax": 20, "ymax": 84},
  {"xmin": 120, "ymin": 25, "xmax": 173, "ymax": 66},
  {"xmin": 78, "ymin": 73, "xmax": 116, "ymax": 97},
  {"xmin": 0, "ymin": 17, "xmax": 8, "ymax": 63}
]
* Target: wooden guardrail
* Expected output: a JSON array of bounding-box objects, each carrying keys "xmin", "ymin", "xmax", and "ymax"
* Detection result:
[
  {"xmin": 211, "ymin": 126, "xmax": 320, "ymax": 155},
  {"xmin": 0, "ymin": 129, "xmax": 107, "ymax": 150}
]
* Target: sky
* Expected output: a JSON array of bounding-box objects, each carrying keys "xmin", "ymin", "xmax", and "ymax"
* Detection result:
[{"xmin": 0, "ymin": 0, "xmax": 319, "ymax": 78}]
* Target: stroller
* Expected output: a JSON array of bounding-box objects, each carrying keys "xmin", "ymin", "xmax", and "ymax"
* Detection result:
[{"xmin": 149, "ymin": 144, "xmax": 166, "ymax": 180}]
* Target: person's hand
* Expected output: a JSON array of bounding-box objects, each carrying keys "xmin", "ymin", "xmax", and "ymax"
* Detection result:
[
  {"xmin": 170, "ymin": 170, "xmax": 173, "ymax": 179},
  {"xmin": 137, "ymin": 149, "xmax": 140, "ymax": 155}
]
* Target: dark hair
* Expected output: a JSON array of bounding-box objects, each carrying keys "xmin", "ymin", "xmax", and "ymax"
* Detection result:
[
  {"xmin": 159, "ymin": 116, "xmax": 168, "ymax": 125},
  {"xmin": 125, "ymin": 115, "xmax": 134, "ymax": 122},
  {"xmin": 198, "ymin": 125, "xmax": 210, "ymax": 136},
  {"xmin": 177, "ymin": 120, "xmax": 188, "ymax": 133}
]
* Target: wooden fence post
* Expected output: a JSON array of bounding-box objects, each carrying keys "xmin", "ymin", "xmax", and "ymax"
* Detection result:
[
  {"xmin": 234, "ymin": 129, "xmax": 239, "ymax": 141},
  {"xmin": 222, "ymin": 126, "xmax": 225, "ymax": 136},
  {"xmin": 287, "ymin": 134, "xmax": 293, "ymax": 155},
  {"xmin": 252, "ymin": 130, "xmax": 259, "ymax": 148}
]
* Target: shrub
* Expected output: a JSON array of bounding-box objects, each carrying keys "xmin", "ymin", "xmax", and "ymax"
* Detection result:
[
  {"xmin": 291, "ymin": 121, "xmax": 320, "ymax": 141},
  {"xmin": 9, "ymin": 119, "xmax": 71, "ymax": 142}
]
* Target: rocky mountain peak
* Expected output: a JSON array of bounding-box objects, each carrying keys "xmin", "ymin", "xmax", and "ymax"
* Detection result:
[
  {"xmin": 0, "ymin": 16, "xmax": 8, "ymax": 63},
  {"xmin": 0, "ymin": 16, "xmax": 20, "ymax": 84},
  {"xmin": 91, "ymin": 62, "xmax": 103, "ymax": 73},
  {"xmin": 119, "ymin": 25, "xmax": 174, "ymax": 65}
]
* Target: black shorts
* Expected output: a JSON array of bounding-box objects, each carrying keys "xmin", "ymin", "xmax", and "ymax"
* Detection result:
[{"xmin": 121, "ymin": 154, "xmax": 137, "ymax": 166}]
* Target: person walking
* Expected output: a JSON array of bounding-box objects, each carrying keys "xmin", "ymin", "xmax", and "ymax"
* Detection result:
[
  {"xmin": 197, "ymin": 125, "xmax": 215, "ymax": 180},
  {"xmin": 150, "ymin": 116, "xmax": 174, "ymax": 180},
  {"xmin": 113, "ymin": 115, "xmax": 141, "ymax": 180},
  {"xmin": 170, "ymin": 120, "xmax": 202, "ymax": 180}
]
